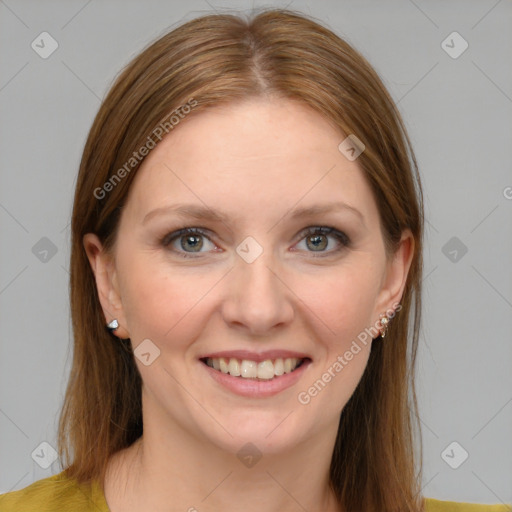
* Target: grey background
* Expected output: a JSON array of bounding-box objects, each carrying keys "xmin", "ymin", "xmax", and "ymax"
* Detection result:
[{"xmin": 1, "ymin": 0, "xmax": 511, "ymax": 505}]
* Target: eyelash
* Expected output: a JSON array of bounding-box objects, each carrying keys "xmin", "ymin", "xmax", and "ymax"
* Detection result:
[{"xmin": 161, "ymin": 226, "xmax": 351, "ymax": 259}]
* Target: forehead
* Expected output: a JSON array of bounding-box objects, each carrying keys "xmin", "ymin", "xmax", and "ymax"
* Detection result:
[{"xmin": 123, "ymin": 98, "xmax": 379, "ymax": 227}]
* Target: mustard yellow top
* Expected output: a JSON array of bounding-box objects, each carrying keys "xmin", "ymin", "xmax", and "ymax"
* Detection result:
[{"xmin": 0, "ymin": 471, "xmax": 510, "ymax": 511}]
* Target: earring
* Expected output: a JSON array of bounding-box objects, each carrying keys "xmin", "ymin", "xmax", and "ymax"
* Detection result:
[
  {"xmin": 379, "ymin": 313, "xmax": 390, "ymax": 338},
  {"xmin": 106, "ymin": 319, "xmax": 119, "ymax": 333},
  {"xmin": 106, "ymin": 319, "xmax": 131, "ymax": 350},
  {"xmin": 379, "ymin": 304, "xmax": 401, "ymax": 338}
]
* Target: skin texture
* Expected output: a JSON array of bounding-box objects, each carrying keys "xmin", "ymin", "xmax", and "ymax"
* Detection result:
[{"xmin": 84, "ymin": 98, "xmax": 414, "ymax": 512}]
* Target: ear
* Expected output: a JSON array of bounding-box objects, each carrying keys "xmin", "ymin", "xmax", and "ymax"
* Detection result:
[
  {"xmin": 83, "ymin": 233, "xmax": 130, "ymax": 339},
  {"xmin": 372, "ymin": 229, "xmax": 415, "ymax": 330}
]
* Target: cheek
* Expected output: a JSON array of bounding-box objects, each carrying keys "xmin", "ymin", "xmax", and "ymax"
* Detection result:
[
  {"xmin": 293, "ymin": 263, "xmax": 380, "ymax": 403},
  {"xmin": 117, "ymin": 252, "xmax": 221, "ymax": 345},
  {"xmin": 298, "ymin": 262, "xmax": 382, "ymax": 344},
  {"xmin": 292, "ymin": 269, "xmax": 377, "ymax": 421}
]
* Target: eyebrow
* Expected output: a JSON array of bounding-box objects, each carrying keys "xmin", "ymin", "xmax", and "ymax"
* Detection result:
[{"xmin": 142, "ymin": 201, "xmax": 365, "ymax": 226}]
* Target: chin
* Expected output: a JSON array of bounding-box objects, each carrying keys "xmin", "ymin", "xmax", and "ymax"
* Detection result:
[{"xmin": 200, "ymin": 409, "xmax": 309, "ymax": 457}]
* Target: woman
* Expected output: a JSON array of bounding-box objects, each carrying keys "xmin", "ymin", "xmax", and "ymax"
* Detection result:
[{"xmin": 0, "ymin": 9, "xmax": 509, "ymax": 512}]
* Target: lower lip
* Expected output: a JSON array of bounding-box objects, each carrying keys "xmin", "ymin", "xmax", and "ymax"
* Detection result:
[{"xmin": 201, "ymin": 359, "xmax": 312, "ymax": 398}]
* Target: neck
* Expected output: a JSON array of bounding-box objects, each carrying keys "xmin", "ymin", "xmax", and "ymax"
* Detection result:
[{"xmin": 104, "ymin": 409, "xmax": 342, "ymax": 512}]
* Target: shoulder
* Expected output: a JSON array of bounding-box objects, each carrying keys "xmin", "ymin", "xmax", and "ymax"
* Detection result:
[
  {"xmin": 424, "ymin": 497, "xmax": 512, "ymax": 511},
  {"xmin": 0, "ymin": 470, "xmax": 109, "ymax": 512}
]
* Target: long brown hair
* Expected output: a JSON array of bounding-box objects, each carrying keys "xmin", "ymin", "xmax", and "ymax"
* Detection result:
[{"xmin": 59, "ymin": 9, "xmax": 424, "ymax": 511}]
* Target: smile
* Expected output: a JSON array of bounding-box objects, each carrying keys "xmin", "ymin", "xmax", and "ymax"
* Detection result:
[
  {"xmin": 199, "ymin": 350, "xmax": 313, "ymax": 398},
  {"xmin": 201, "ymin": 357, "xmax": 306, "ymax": 380}
]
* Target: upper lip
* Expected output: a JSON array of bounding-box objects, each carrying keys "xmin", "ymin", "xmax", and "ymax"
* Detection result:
[{"xmin": 199, "ymin": 350, "xmax": 311, "ymax": 363}]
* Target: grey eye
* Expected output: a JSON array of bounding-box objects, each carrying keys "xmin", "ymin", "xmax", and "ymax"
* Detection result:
[
  {"xmin": 179, "ymin": 234, "xmax": 204, "ymax": 252},
  {"xmin": 305, "ymin": 233, "xmax": 328, "ymax": 251}
]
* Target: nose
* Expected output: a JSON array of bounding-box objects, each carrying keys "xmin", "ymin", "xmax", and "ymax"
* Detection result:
[{"xmin": 221, "ymin": 250, "xmax": 294, "ymax": 335}]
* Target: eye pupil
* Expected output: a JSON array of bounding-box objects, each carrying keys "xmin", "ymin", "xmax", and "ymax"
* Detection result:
[
  {"xmin": 307, "ymin": 234, "xmax": 327, "ymax": 251},
  {"xmin": 181, "ymin": 234, "xmax": 203, "ymax": 252}
]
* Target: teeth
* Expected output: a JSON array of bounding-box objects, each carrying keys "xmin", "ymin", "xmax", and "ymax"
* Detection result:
[
  {"xmin": 257, "ymin": 360, "xmax": 274, "ymax": 380},
  {"xmin": 240, "ymin": 360, "xmax": 258, "ymax": 378},
  {"xmin": 219, "ymin": 357, "xmax": 229, "ymax": 373},
  {"xmin": 274, "ymin": 358, "xmax": 284, "ymax": 376},
  {"xmin": 205, "ymin": 357, "xmax": 303, "ymax": 379},
  {"xmin": 228, "ymin": 358, "xmax": 240, "ymax": 376}
]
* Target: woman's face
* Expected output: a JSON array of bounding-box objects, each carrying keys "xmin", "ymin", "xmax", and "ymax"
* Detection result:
[{"xmin": 85, "ymin": 97, "xmax": 413, "ymax": 456}]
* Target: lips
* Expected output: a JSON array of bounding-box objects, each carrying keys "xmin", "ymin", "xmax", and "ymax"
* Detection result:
[{"xmin": 200, "ymin": 353, "xmax": 312, "ymax": 398}]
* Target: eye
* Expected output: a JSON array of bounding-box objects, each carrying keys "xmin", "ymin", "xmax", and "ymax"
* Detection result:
[
  {"xmin": 293, "ymin": 226, "xmax": 350, "ymax": 256},
  {"xmin": 162, "ymin": 227, "xmax": 218, "ymax": 258},
  {"xmin": 161, "ymin": 225, "xmax": 350, "ymax": 259}
]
